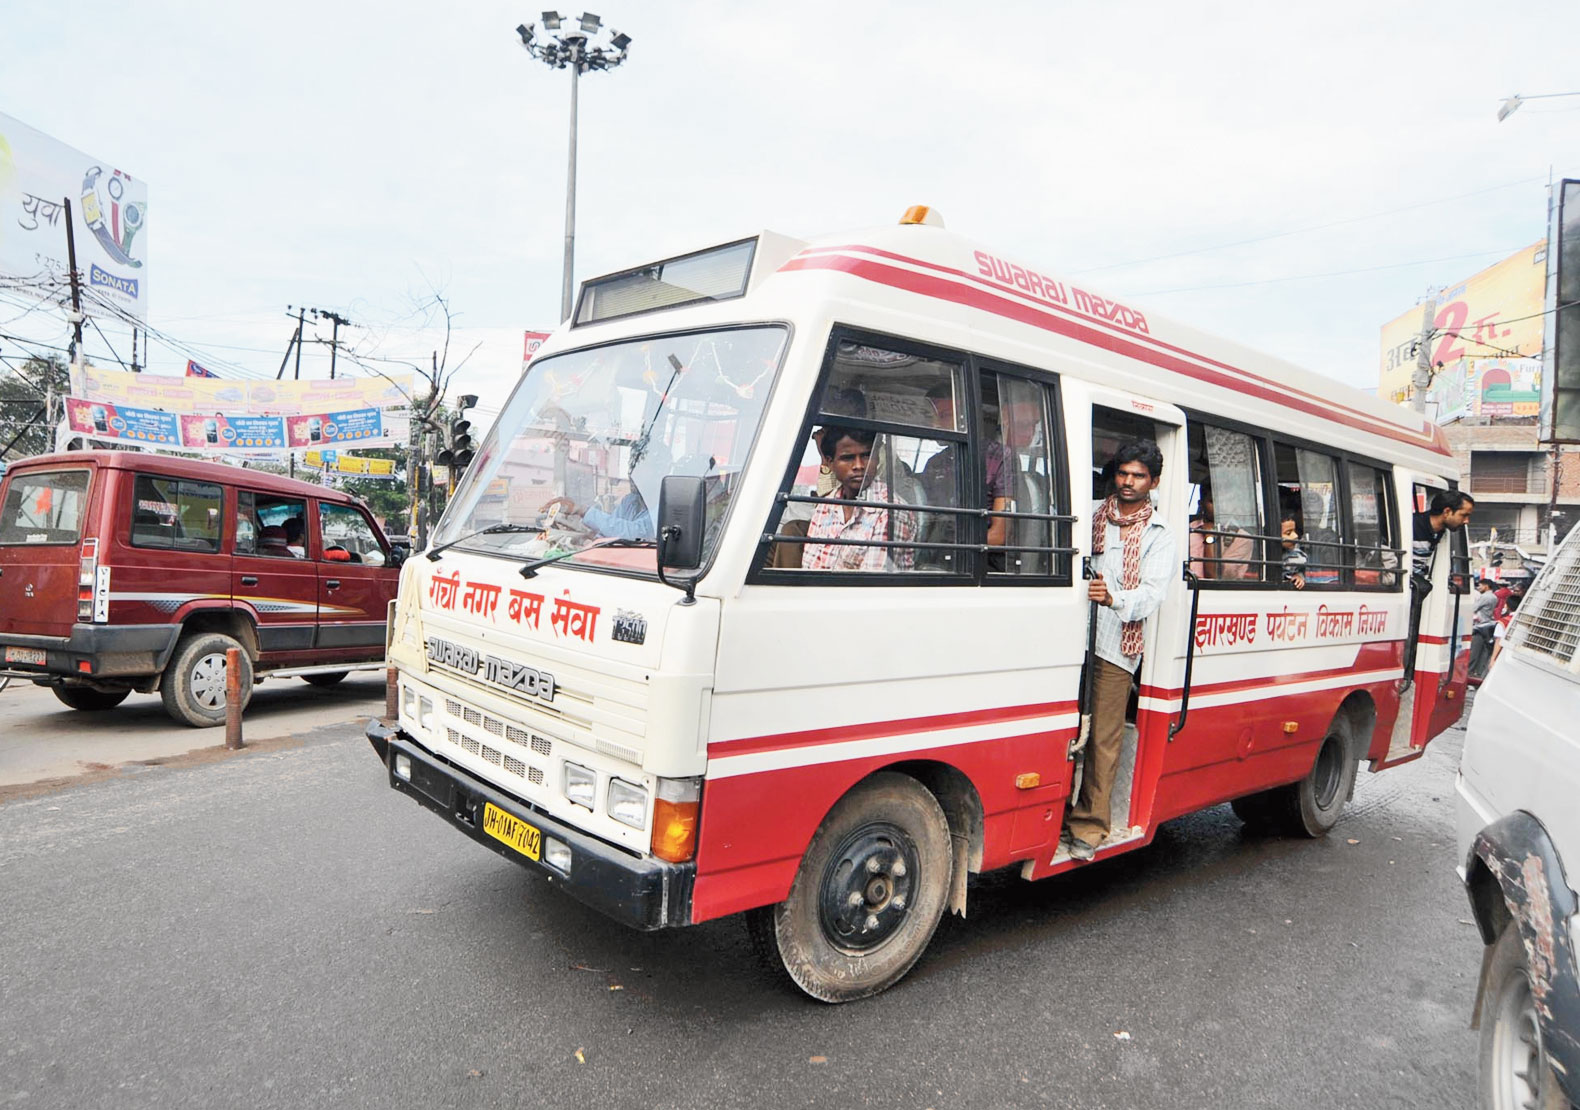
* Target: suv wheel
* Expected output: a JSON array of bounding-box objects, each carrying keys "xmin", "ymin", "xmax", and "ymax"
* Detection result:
[{"xmin": 161, "ymin": 633, "xmax": 252, "ymax": 728}]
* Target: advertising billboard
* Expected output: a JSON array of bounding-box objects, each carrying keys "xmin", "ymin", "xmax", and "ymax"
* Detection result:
[
  {"xmin": 1378, "ymin": 241, "xmax": 1547, "ymax": 406},
  {"xmin": 0, "ymin": 113, "xmax": 149, "ymax": 319}
]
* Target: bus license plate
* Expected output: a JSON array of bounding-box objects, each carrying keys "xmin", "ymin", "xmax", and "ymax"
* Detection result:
[
  {"xmin": 482, "ymin": 803, "xmax": 541, "ymax": 861},
  {"xmin": 4, "ymin": 647, "xmax": 46, "ymax": 665}
]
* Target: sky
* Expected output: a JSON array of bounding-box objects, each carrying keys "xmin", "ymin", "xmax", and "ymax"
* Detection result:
[{"xmin": 2, "ymin": 0, "xmax": 1578, "ymax": 430}]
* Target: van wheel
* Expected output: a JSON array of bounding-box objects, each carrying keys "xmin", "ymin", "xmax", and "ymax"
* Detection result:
[
  {"xmin": 1480, "ymin": 924, "xmax": 1569, "ymax": 1110},
  {"xmin": 758, "ymin": 772, "xmax": 951, "ymax": 1003},
  {"xmin": 302, "ymin": 671, "xmax": 348, "ymax": 687},
  {"xmin": 52, "ymin": 686, "xmax": 130, "ymax": 712},
  {"xmin": 161, "ymin": 633, "xmax": 251, "ymax": 728}
]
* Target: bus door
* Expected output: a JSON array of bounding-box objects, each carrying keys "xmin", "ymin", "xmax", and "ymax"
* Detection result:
[
  {"xmin": 1382, "ymin": 477, "xmax": 1469, "ymax": 763},
  {"xmin": 1074, "ymin": 389, "xmax": 1189, "ymax": 846}
]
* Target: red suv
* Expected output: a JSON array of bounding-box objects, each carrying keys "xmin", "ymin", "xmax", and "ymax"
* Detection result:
[{"xmin": 0, "ymin": 452, "xmax": 403, "ymax": 726}]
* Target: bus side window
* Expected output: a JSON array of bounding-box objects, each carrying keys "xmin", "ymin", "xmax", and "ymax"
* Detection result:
[
  {"xmin": 771, "ymin": 336, "xmax": 970, "ymax": 577},
  {"xmin": 1187, "ymin": 422, "xmax": 1266, "ymax": 583},
  {"xmin": 981, "ymin": 372, "xmax": 1064, "ymax": 578},
  {"xmin": 1275, "ymin": 443, "xmax": 1343, "ymax": 587},
  {"xmin": 1347, "ymin": 461, "xmax": 1399, "ymax": 588}
]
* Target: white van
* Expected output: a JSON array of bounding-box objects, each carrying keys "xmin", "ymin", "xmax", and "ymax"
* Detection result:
[{"xmin": 1456, "ymin": 525, "xmax": 1580, "ymax": 1110}]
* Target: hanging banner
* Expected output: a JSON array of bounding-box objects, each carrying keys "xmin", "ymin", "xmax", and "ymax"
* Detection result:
[
  {"xmin": 303, "ymin": 450, "xmax": 398, "ymax": 477},
  {"xmin": 69, "ymin": 366, "xmax": 413, "ymax": 415},
  {"xmin": 65, "ymin": 398, "xmax": 179, "ymax": 445},
  {"xmin": 0, "ymin": 113, "xmax": 150, "ymax": 319},
  {"xmin": 178, "ymin": 412, "xmax": 287, "ymax": 450},
  {"xmin": 287, "ymin": 407, "xmax": 382, "ymax": 447}
]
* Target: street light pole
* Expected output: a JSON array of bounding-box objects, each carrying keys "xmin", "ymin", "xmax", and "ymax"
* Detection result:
[
  {"xmin": 516, "ymin": 13, "xmax": 633, "ymax": 324},
  {"xmin": 1497, "ymin": 90, "xmax": 1580, "ymax": 122},
  {"xmin": 564, "ymin": 51, "xmax": 579, "ymax": 323}
]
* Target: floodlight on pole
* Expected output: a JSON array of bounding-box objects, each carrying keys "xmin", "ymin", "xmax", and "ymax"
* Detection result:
[
  {"xmin": 1497, "ymin": 91, "xmax": 1580, "ymax": 122},
  {"xmin": 515, "ymin": 11, "xmax": 632, "ymax": 324}
]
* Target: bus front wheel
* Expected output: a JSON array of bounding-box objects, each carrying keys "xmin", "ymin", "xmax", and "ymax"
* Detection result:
[{"xmin": 755, "ymin": 772, "xmax": 951, "ymax": 1003}]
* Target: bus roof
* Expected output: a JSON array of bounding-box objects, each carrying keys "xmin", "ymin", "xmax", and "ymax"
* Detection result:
[
  {"xmin": 550, "ymin": 213, "xmax": 1452, "ymax": 467},
  {"xmin": 777, "ymin": 220, "xmax": 1451, "ymax": 462}
]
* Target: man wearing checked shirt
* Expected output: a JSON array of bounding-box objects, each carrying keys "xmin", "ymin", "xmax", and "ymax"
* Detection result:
[{"xmin": 1064, "ymin": 439, "xmax": 1177, "ymax": 861}]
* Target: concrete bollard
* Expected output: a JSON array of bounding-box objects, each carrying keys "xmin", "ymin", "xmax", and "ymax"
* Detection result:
[
  {"xmin": 385, "ymin": 666, "xmax": 399, "ymax": 721},
  {"xmin": 225, "ymin": 648, "xmax": 244, "ymax": 750}
]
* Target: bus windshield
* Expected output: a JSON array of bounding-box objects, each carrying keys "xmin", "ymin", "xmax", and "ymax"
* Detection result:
[{"xmin": 433, "ymin": 325, "xmax": 788, "ymax": 569}]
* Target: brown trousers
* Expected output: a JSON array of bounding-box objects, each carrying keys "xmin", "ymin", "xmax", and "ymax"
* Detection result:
[{"xmin": 1065, "ymin": 658, "xmax": 1133, "ymax": 848}]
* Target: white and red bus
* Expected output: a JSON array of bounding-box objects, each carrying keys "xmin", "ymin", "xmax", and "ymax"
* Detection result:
[{"xmin": 368, "ymin": 208, "xmax": 1469, "ymax": 1002}]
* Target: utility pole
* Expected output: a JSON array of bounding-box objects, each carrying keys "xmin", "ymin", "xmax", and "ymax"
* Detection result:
[
  {"xmin": 1410, "ymin": 295, "xmax": 1438, "ymax": 415},
  {"xmin": 311, "ymin": 308, "xmax": 352, "ymax": 379},
  {"xmin": 279, "ymin": 306, "xmax": 307, "ymax": 380}
]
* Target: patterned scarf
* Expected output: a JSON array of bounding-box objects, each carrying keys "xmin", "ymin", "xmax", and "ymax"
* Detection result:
[{"xmin": 1092, "ymin": 494, "xmax": 1154, "ymax": 656}]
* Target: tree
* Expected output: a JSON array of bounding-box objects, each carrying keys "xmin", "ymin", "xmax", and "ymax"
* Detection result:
[{"xmin": 0, "ymin": 355, "xmax": 69, "ymax": 461}]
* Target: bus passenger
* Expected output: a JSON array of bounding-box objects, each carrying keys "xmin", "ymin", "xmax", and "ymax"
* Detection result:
[
  {"xmin": 1412, "ymin": 490, "xmax": 1474, "ymax": 579},
  {"xmin": 1064, "ymin": 439, "xmax": 1176, "ymax": 861},
  {"xmin": 802, "ymin": 426, "xmax": 916, "ymax": 572},
  {"xmin": 1189, "ymin": 489, "xmax": 1253, "ymax": 580},
  {"xmin": 1280, "ymin": 514, "xmax": 1308, "ymax": 589},
  {"xmin": 921, "ymin": 383, "xmax": 1009, "ymax": 547}
]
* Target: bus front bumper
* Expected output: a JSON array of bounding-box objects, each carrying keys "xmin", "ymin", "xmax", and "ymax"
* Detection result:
[{"xmin": 366, "ymin": 719, "xmax": 694, "ymax": 932}]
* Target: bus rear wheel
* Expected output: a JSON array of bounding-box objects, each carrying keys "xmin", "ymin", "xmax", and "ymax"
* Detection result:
[
  {"xmin": 1231, "ymin": 719, "xmax": 1357, "ymax": 838},
  {"xmin": 756, "ymin": 772, "xmax": 951, "ymax": 1003}
]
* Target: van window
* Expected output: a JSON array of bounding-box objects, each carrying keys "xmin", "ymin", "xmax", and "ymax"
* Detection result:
[
  {"xmin": 130, "ymin": 475, "xmax": 223, "ymax": 553},
  {"xmin": 239, "ymin": 491, "xmax": 308, "ymax": 559},
  {"xmin": 0, "ymin": 470, "xmax": 91, "ymax": 546},
  {"xmin": 320, "ymin": 503, "xmax": 388, "ymax": 566}
]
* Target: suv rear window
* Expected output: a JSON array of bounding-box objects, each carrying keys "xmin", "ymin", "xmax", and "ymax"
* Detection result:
[
  {"xmin": 0, "ymin": 469, "xmax": 91, "ymax": 546},
  {"xmin": 130, "ymin": 475, "xmax": 223, "ymax": 553}
]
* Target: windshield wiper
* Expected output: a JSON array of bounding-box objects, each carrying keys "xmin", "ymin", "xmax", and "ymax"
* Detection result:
[
  {"xmin": 519, "ymin": 537, "xmax": 654, "ymax": 578},
  {"xmin": 426, "ymin": 523, "xmax": 540, "ymax": 562}
]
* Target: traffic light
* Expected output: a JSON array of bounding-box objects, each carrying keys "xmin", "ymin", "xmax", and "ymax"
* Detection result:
[{"xmin": 434, "ymin": 394, "xmax": 479, "ymax": 476}]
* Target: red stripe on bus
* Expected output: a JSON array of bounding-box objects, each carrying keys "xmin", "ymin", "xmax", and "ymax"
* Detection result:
[
  {"xmin": 782, "ymin": 250, "xmax": 1449, "ymax": 457},
  {"xmin": 708, "ymin": 699, "xmax": 1078, "ymax": 758},
  {"xmin": 1139, "ymin": 653, "xmax": 1404, "ymax": 700}
]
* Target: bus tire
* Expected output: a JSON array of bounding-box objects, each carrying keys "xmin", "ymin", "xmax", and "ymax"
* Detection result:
[
  {"xmin": 51, "ymin": 686, "xmax": 130, "ymax": 712},
  {"xmin": 1229, "ymin": 791, "xmax": 1279, "ymax": 829},
  {"xmin": 1275, "ymin": 718, "xmax": 1358, "ymax": 838},
  {"xmin": 161, "ymin": 632, "xmax": 251, "ymax": 728},
  {"xmin": 763, "ymin": 772, "xmax": 951, "ymax": 1003},
  {"xmin": 1480, "ymin": 923, "xmax": 1570, "ymax": 1110}
]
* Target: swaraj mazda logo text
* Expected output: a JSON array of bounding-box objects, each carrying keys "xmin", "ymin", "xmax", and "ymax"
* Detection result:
[{"xmin": 425, "ymin": 636, "xmax": 556, "ymax": 704}]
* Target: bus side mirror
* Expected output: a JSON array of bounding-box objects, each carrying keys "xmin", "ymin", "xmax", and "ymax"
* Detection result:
[{"xmin": 657, "ymin": 475, "xmax": 706, "ymax": 571}]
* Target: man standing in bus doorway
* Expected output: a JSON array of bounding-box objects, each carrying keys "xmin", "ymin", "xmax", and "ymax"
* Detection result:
[
  {"xmin": 1411, "ymin": 490, "xmax": 1475, "ymax": 579},
  {"xmin": 1065, "ymin": 440, "xmax": 1177, "ymax": 862}
]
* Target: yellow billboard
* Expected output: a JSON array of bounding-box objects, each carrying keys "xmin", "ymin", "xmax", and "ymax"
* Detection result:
[{"xmin": 1379, "ymin": 240, "xmax": 1547, "ymax": 405}]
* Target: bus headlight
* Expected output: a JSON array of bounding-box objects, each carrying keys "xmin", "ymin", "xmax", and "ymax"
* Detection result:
[
  {"xmin": 563, "ymin": 762, "xmax": 596, "ymax": 809},
  {"xmin": 607, "ymin": 778, "xmax": 648, "ymax": 829}
]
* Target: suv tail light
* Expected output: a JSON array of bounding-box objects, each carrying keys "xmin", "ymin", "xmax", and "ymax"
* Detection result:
[{"xmin": 77, "ymin": 539, "xmax": 106, "ymax": 623}]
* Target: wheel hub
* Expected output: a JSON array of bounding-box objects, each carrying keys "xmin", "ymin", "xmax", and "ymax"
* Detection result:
[
  {"xmin": 191, "ymin": 653, "xmax": 228, "ymax": 710},
  {"xmin": 817, "ymin": 823, "xmax": 919, "ymax": 953}
]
